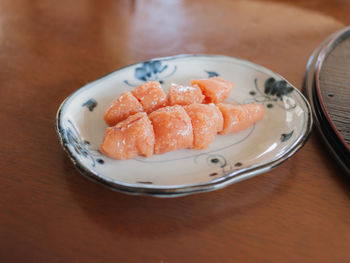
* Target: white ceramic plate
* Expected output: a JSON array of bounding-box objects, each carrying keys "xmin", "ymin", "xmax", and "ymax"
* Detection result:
[{"xmin": 56, "ymin": 55, "xmax": 312, "ymax": 197}]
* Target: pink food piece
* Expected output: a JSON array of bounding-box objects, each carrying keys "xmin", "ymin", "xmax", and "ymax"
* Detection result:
[
  {"xmin": 100, "ymin": 112, "xmax": 155, "ymax": 160},
  {"xmin": 207, "ymin": 103, "xmax": 224, "ymax": 133},
  {"xmin": 103, "ymin": 91, "xmax": 143, "ymax": 127},
  {"xmin": 184, "ymin": 103, "xmax": 222, "ymax": 149},
  {"xmin": 217, "ymin": 103, "xmax": 265, "ymax": 134},
  {"xmin": 167, "ymin": 83, "xmax": 205, "ymax": 106},
  {"xmin": 132, "ymin": 81, "xmax": 167, "ymax": 113},
  {"xmin": 149, "ymin": 105, "xmax": 193, "ymax": 154},
  {"xmin": 190, "ymin": 76, "xmax": 234, "ymax": 103}
]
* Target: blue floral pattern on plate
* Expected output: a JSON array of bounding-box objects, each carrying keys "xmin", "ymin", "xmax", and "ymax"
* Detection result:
[
  {"xmin": 63, "ymin": 120, "xmax": 103, "ymax": 167},
  {"xmin": 124, "ymin": 60, "xmax": 177, "ymax": 86},
  {"xmin": 244, "ymin": 77, "xmax": 296, "ymax": 110}
]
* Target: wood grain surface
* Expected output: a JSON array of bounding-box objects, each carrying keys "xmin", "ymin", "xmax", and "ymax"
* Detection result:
[{"xmin": 1, "ymin": 0, "xmax": 350, "ymax": 262}]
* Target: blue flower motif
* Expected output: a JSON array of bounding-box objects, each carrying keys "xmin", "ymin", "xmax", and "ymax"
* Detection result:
[
  {"xmin": 205, "ymin": 70, "xmax": 219, "ymax": 78},
  {"xmin": 64, "ymin": 120, "xmax": 103, "ymax": 167},
  {"xmin": 280, "ymin": 130, "xmax": 294, "ymax": 142},
  {"xmin": 82, "ymin": 99, "xmax": 97, "ymax": 112},
  {"xmin": 124, "ymin": 60, "xmax": 177, "ymax": 87},
  {"xmin": 194, "ymin": 153, "xmax": 232, "ymax": 177},
  {"xmin": 135, "ymin": 60, "xmax": 168, "ymax": 82},
  {"xmin": 245, "ymin": 78, "xmax": 296, "ymax": 110},
  {"xmin": 264, "ymin": 77, "xmax": 294, "ymax": 100}
]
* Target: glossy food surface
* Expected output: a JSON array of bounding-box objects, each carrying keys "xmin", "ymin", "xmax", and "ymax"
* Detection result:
[
  {"xmin": 191, "ymin": 76, "xmax": 234, "ymax": 103},
  {"xmin": 184, "ymin": 103, "xmax": 222, "ymax": 149},
  {"xmin": 100, "ymin": 112, "xmax": 154, "ymax": 159},
  {"xmin": 103, "ymin": 91, "xmax": 143, "ymax": 126},
  {"xmin": 149, "ymin": 105, "xmax": 193, "ymax": 154},
  {"xmin": 167, "ymin": 83, "xmax": 205, "ymax": 106},
  {"xmin": 132, "ymin": 81, "xmax": 167, "ymax": 113}
]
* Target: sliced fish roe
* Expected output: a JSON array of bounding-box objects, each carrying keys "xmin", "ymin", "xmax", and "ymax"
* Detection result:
[
  {"xmin": 207, "ymin": 103, "xmax": 224, "ymax": 133},
  {"xmin": 167, "ymin": 83, "xmax": 205, "ymax": 106},
  {"xmin": 132, "ymin": 81, "xmax": 167, "ymax": 113},
  {"xmin": 149, "ymin": 105, "xmax": 193, "ymax": 154},
  {"xmin": 184, "ymin": 104, "xmax": 222, "ymax": 149},
  {"xmin": 100, "ymin": 112, "xmax": 155, "ymax": 160},
  {"xmin": 217, "ymin": 103, "xmax": 265, "ymax": 134},
  {"xmin": 103, "ymin": 91, "xmax": 143, "ymax": 127},
  {"xmin": 191, "ymin": 76, "xmax": 234, "ymax": 103}
]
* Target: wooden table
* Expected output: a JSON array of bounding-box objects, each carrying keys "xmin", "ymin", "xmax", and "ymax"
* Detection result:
[{"xmin": 2, "ymin": 0, "xmax": 350, "ymax": 262}]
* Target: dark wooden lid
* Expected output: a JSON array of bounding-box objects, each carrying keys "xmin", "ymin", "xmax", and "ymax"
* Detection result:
[
  {"xmin": 304, "ymin": 27, "xmax": 350, "ymax": 174},
  {"xmin": 316, "ymin": 30, "xmax": 350, "ymax": 151}
]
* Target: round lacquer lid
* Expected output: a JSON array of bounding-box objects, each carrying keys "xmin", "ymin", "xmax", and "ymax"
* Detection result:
[{"xmin": 304, "ymin": 27, "xmax": 350, "ymax": 174}]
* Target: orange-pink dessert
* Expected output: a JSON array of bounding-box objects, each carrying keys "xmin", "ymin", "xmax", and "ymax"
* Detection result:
[
  {"xmin": 217, "ymin": 103, "xmax": 265, "ymax": 134},
  {"xmin": 149, "ymin": 105, "xmax": 193, "ymax": 154},
  {"xmin": 184, "ymin": 103, "xmax": 223, "ymax": 149},
  {"xmin": 100, "ymin": 112, "xmax": 155, "ymax": 160},
  {"xmin": 190, "ymin": 76, "xmax": 234, "ymax": 103},
  {"xmin": 103, "ymin": 91, "xmax": 143, "ymax": 127},
  {"xmin": 131, "ymin": 81, "xmax": 167, "ymax": 113},
  {"xmin": 167, "ymin": 83, "xmax": 205, "ymax": 106},
  {"xmin": 207, "ymin": 103, "xmax": 224, "ymax": 133}
]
